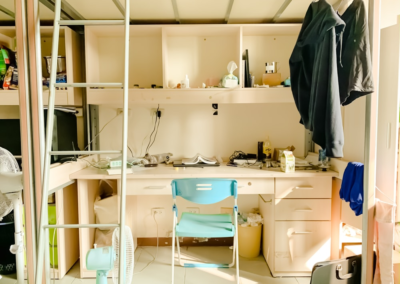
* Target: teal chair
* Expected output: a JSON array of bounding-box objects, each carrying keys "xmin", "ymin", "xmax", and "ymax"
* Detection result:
[{"xmin": 171, "ymin": 178, "xmax": 239, "ymax": 284}]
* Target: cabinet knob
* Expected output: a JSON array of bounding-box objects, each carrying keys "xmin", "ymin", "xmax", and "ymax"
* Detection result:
[{"xmin": 248, "ymin": 182, "xmax": 252, "ymax": 186}]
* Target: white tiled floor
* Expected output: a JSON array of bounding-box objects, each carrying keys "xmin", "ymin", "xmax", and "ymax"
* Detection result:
[{"xmin": 0, "ymin": 246, "xmax": 311, "ymax": 284}]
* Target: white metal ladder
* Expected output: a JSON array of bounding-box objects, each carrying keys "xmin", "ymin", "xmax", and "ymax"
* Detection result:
[{"xmin": 35, "ymin": 0, "xmax": 130, "ymax": 283}]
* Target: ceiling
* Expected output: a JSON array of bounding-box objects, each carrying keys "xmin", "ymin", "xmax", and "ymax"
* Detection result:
[{"xmin": 0, "ymin": 0, "xmax": 341, "ymax": 24}]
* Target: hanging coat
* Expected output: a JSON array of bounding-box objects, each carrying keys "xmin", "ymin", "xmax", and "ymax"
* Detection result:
[
  {"xmin": 289, "ymin": 0, "xmax": 345, "ymax": 158},
  {"xmin": 338, "ymin": 0, "xmax": 374, "ymax": 105}
]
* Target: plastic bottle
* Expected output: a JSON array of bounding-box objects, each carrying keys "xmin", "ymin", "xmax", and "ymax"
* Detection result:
[
  {"xmin": 263, "ymin": 136, "xmax": 273, "ymax": 160},
  {"xmin": 181, "ymin": 74, "xmax": 189, "ymax": 89}
]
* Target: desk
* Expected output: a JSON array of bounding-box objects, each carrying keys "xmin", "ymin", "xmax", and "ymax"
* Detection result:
[{"xmin": 69, "ymin": 164, "xmax": 338, "ymax": 278}]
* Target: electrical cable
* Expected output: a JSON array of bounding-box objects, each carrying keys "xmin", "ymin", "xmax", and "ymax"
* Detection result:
[
  {"xmin": 128, "ymin": 146, "xmax": 134, "ymax": 157},
  {"xmin": 148, "ymin": 117, "xmax": 161, "ymax": 151},
  {"xmin": 84, "ymin": 112, "xmax": 122, "ymax": 151},
  {"xmin": 133, "ymin": 212, "xmax": 159, "ymax": 275},
  {"xmin": 140, "ymin": 112, "xmax": 156, "ymax": 157},
  {"xmin": 145, "ymin": 105, "xmax": 160, "ymax": 155}
]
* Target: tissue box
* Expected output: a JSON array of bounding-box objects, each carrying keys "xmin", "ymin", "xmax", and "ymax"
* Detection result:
[
  {"xmin": 262, "ymin": 73, "xmax": 281, "ymax": 86},
  {"xmin": 280, "ymin": 150, "xmax": 295, "ymax": 173}
]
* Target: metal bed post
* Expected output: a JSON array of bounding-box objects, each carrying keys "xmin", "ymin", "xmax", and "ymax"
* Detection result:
[
  {"xmin": 118, "ymin": 0, "xmax": 130, "ymax": 282},
  {"xmin": 34, "ymin": 0, "xmax": 130, "ymax": 283}
]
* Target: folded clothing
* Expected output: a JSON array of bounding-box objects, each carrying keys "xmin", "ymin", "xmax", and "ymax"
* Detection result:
[{"xmin": 340, "ymin": 162, "xmax": 364, "ymax": 216}]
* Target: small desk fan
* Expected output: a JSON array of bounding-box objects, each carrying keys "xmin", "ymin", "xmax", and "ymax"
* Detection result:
[
  {"xmin": 0, "ymin": 147, "xmax": 25, "ymax": 284},
  {"xmin": 86, "ymin": 226, "xmax": 134, "ymax": 284}
]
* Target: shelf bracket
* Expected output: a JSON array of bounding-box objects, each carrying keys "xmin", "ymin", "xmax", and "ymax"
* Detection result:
[
  {"xmin": 0, "ymin": 4, "xmax": 15, "ymax": 19},
  {"xmin": 224, "ymin": 0, "xmax": 235, "ymax": 24},
  {"xmin": 112, "ymin": 0, "xmax": 125, "ymax": 17},
  {"xmin": 271, "ymin": 0, "xmax": 292, "ymax": 23},
  {"xmin": 171, "ymin": 0, "xmax": 181, "ymax": 24}
]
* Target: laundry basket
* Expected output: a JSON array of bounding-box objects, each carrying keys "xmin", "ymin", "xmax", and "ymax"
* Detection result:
[{"xmin": 238, "ymin": 223, "xmax": 262, "ymax": 258}]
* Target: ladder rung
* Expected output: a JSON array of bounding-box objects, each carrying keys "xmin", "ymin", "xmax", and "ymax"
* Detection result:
[
  {"xmin": 50, "ymin": 150, "xmax": 121, "ymax": 155},
  {"xmin": 44, "ymin": 224, "xmax": 119, "ymax": 229},
  {"xmin": 59, "ymin": 20, "xmax": 125, "ymax": 26},
  {"xmin": 54, "ymin": 83, "xmax": 123, "ymax": 88}
]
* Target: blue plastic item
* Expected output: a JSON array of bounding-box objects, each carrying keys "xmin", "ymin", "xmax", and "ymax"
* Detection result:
[
  {"xmin": 171, "ymin": 179, "xmax": 240, "ymax": 282},
  {"xmin": 172, "ymin": 178, "xmax": 238, "ymax": 203},
  {"xmin": 86, "ymin": 246, "xmax": 114, "ymax": 284}
]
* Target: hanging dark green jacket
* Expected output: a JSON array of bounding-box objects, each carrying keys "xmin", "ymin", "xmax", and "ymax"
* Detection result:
[
  {"xmin": 290, "ymin": 0, "xmax": 345, "ymax": 158},
  {"xmin": 338, "ymin": 0, "xmax": 374, "ymax": 105}
]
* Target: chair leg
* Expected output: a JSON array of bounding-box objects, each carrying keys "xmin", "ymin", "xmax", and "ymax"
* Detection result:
[
  {"xmin": 235, "ymin": 234, "xmax": 239, "ymax": 284},
  {"xmin": 172, "ymin": 227, "xmax": 176, "ymax": 284},
  {"xmin": 176, "ymin": 236, "xmax": 183, "ymax": 266}
]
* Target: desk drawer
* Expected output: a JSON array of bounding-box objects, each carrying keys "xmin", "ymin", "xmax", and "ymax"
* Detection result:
[
  {"xmin": 275, "ymin": 199, "xmax": 331, "ymax": 221},
  {"xmin": 275, "ymin": 221, "xmax": 331, "ymax": 272},
  {"xmin": 237, "ymin": 178, "xmax": 274, "ymax": 194},
  {"xmin": 275, "ymin": 177, "xmax": 332, "ymax": 199},
  {"xmin": 127, "ymin": 179, "xmax": 172, "ymax": 195}
]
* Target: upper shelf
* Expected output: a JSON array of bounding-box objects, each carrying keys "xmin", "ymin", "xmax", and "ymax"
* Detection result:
[
  {"xmin": 86, "ymin": 87, "xmax": 294, "ymax": 105},
  {"xmin": 85, "ymin": 24, "xmax": 300, "ymax": 105},
  {"xmin": 0, "ymin": 26, "xmax": 83, "ymax": 106}
]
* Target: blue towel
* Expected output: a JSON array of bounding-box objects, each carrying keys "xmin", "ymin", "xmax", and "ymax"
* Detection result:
[{"xmin": 340, "ymin": 162, "xmax": 364, "ymax": 216}]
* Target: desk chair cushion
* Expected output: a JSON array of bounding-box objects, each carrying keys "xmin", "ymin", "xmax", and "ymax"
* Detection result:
[{"xmin": 176, "ymin": 212, "xmax": 235, "ymax": 238}]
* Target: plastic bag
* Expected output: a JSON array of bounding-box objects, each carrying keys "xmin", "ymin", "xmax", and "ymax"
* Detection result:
[
  {"xmin": 94, "ymin": 194, "xmax": 118, "ymax": 231},
  {"xmin": 94, "ymin": 229, "xmax": 113, "ymax": 247},
  {"xmin": 221, "ymin": 61, "xmax": 238, "ymax": 88}
]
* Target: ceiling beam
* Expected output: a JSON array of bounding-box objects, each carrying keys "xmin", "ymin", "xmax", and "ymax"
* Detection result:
[
  {"xmin": 0, "ymin": 4, "xmax": 15, "ymax": 18},
  {"xmin": 170, "ymin": 0, "xmax": 180, "ymax": 24},
  {"xmin": 224, "ymin": 0, "xmax": 234, "ymax": 24},
  {"xmin": 272, "ymin": 0, "xmax": 292, "ymax": 23},
  {"xmin": 39, "ymin": 0, "xmax": 85, "ymax": 20},
  {"xmin": 112, "ymin": 0, "xmax": 125, "ymax": 17}
]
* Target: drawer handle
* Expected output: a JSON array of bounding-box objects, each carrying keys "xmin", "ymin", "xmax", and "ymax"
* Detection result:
[
  {"xmin": 294, "ymin": 208, "xmax": 313, "ymax": 212},
  {"xmin": 294, "ymin": 186, "xmax": 314, "ymax": 190},
  {"xmin": 145, "ymin": 186, "xmax": 166, "ymax": 190},
  {"xmin": 293, "ymin": 231, "xmax": 312, "ymax": 235}
]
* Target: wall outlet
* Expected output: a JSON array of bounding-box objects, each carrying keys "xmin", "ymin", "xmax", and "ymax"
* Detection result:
[
  {"xmin": 117, "ymin": 108, "xmax": 131, "ymax": 116},
  {"xmin": 186, "ymin": 207, "xmax": 200, "ymax": 214},
  {"xmin": 151, "ymin": 207, "xmax": 165, "ymax": 216}
]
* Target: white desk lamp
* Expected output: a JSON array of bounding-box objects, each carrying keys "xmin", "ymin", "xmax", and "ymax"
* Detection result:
[{"xmin": 0, "ymin": 147, "xmax": 24, "ymax": 284}]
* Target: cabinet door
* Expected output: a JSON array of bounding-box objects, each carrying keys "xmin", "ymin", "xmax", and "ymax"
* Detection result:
[{"xmin": 275, "ymin": 221, "xmax": 331, "ymax": 272}]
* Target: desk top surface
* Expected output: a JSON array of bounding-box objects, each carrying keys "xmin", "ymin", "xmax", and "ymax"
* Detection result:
[{"xmin": 70, "ymin": 164, "xmax": 338, "ymax": 180}]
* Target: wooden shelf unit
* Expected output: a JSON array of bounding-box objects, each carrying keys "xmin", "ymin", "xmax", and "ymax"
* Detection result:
[
  {"xmin": 0, "ymin": 26, "xmax": 83, "ymax": 106},
  {"xmin": 84, "ymin": 24, "xmax": 301, "ymax": 105}
]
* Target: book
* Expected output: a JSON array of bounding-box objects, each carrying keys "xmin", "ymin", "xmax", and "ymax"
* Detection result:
[{"xmin": 182, "ymin": 153, "xmax": 217, "ymax": 165}]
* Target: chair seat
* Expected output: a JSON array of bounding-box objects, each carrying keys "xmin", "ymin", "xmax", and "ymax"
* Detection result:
[{"xmin": 176, "ymin": 212, "xmax": 235, "ymax": 238}]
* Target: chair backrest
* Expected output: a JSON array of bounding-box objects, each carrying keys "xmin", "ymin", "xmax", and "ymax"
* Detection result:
[{"xmin": 171, "ymin": 178, "xmax": 237, "ymax": 204}]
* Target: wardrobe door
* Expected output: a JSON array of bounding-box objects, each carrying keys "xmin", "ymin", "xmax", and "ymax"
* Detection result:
[{"xmin": 376, "ymin": 21, "xmax": 400, "ymax": 216}]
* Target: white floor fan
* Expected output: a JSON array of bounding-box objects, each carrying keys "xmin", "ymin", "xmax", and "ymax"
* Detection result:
[
  {"xmin": 86, "ymin": 226, "xmax": 134, "ymax": 284},
  {"xmin": 0, "ymin": 147, "xmax": 25, "ymax": 284}
]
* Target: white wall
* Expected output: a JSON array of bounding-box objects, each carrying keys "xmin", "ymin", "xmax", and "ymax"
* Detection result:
[
  {"xmin": 381, "ymin": 0, "xmax": 400, "ymax": 29},
  {"xmin": 98, "ymin": 103, "xmax": 305, "ymax": 160}
]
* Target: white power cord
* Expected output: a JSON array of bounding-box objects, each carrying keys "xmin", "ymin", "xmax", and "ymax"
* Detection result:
[{"xmin": 133, "ymin": 211, "xmax": 159, "ymax": 275}]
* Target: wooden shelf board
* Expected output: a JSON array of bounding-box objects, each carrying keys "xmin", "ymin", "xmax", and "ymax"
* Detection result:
[
  {"xmin": 86, "ymin": 87, "xmax": 294, "ymax": 105},
  {"xmin": 0, "ymin": 89, "xmax": 69, "ymax": 106}
]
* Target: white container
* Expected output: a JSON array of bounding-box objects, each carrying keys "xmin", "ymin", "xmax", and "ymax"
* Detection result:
[
  {"xmin": 181, "ymin": 74, "xmax": 190, "ymax": 88},
  {"xmin": 280, "ymin": 150, "xmax": 295, "ymax": 173}
]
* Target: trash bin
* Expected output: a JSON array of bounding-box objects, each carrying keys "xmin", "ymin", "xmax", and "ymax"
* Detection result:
[
  {"xmin": 0, "ymin": 211, "xmax": 16, "ymax": 274},
  {"xmin": 238, "ymin": 223, "xmax": 262, "ymax": 258}
]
